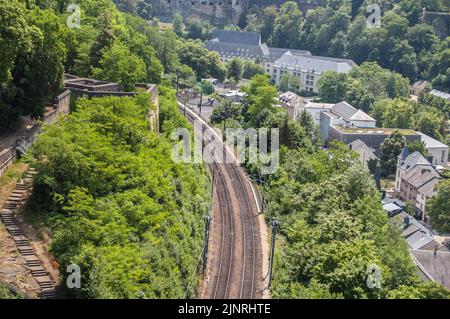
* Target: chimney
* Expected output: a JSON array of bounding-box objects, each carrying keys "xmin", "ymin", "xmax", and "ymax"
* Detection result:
[{"xmin": 403, "ymin": 215, "xmax": 410, "ymax": 228}]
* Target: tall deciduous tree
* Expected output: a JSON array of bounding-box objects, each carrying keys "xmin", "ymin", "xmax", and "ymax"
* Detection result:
[
  {"xmin": 93, "ymin": 42, "xmax": 146, "ymax": 91},
  {"xmin": 428, "ymin": 179, "xmax": 450, "ymax": 234},
  {"xmin": 380, "ymin": 131, "xmax": 405, "ymax": 176}
]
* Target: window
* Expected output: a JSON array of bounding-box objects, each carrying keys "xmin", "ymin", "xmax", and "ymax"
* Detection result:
[{"xmin": 442, "ymin": 150, "xmax": 445, "ymax": 163}]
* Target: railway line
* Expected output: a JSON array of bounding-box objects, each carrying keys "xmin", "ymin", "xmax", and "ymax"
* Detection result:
[{"xmin": 178, "ymin": 100, "xmax": 262, "ymax": 299}]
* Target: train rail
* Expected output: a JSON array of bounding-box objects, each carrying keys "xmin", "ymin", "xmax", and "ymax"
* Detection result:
[{"xmin": 178, "ymin": 101, "xmax": 262, "ymax": 299}]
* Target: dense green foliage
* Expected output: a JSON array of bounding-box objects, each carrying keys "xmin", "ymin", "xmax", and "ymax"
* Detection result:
[
  {"xmin": 0, "ymin": 0, "xmax": 67, "ymax": 132},
  {"xmin": 428, "ymin": 179, "xmax": 450, "ymax": 233},
  {"xmin": 0, "ymin": 0, "xmax": 229, "ymax": 132},
  {"xmin": 245, "ymin": 1, "xmax": 450, "ymax": 89},
  {"xmin": 210, "ymin": 76, "xmax": 449, "ymax": 298},
  {"xmin": 0, "ymin": 283, "xmax": 23, "ymax": 299},
  {"xmin": 318, "ymin": 63, "xmax": 448, "ymax": 143},
  {"xmin": 30, "ymin": 90, "xmax": 211, "ymax": 298}
]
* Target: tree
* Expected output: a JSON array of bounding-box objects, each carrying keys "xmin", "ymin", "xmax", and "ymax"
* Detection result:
[
  {"xmin": 185, "ymin": 18, "xmax": 203, "ymax": 40},
  {"xmin": 406, "ymin": 140, "xmax": 429, "ymax": 158},
  {"xmin": 31, "ymin": 91, "xmax": 211, "ymax": 299},
  {"xmin": 270, "ymin": 1, "xmax": 302, "ymax": 48},
  {"xmin": 371, "ymin": 99, "xmax": 415, "ymax": 129},
  {"xmin": 428, "ymin": 179, "xmax": 450, "ymax": 234},
  {"xmin": 380, "ymin": 131, "xmax": 406, "ymax": 176},
  {"xmin": 414, "ymin": 109, "xmax": 444, "ymax": 140},
  {"xmin": 0, "ymin": 0, "xmax": 30, "ymax": 83},
  {"xmin": 210, "ymin": 99, "xmax": 243, "ymax": 124},
  {"xmin": 242, "ymin": 75, "xmax": 278, "ymax": 128},
  {"xmin": 178, "ymin": 39, "xmax": 226, "ymax": 81},
  {"xmin": 227, "ymin": 59, "xmax": 243, "ymax": 82},
  {"xmin": 172, "ymin": 13, "xmax": 184, "ymax": 37},
  {"xmin": 260, "ymin": 5, "xmax": 277, "ymax": 42},
  {"xmin": 175, "ymin": 64, "xmax": 196, "ymax": 89},
  {"xmin": 317, "ymin": 72, "xmax": 349, "ymax": 103},
  {"xmin": 11, "ymin": 7, "xmax": 67, "ymax": 118},
  {"xmin": 242, "ymin": 59, "xmax": 264, "ymax": 80},
  {"xmin": 93, "ymin": 42, "xmax": 146, "ymax": 91}
]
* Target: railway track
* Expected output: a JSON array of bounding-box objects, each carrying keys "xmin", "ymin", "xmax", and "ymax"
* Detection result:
[{"xmin": 179, "ymin": 101, "xmax": 262, "ymax": 299}]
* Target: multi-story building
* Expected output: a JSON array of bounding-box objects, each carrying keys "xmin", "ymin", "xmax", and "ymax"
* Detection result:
[
  {"xmin": 278, "ymin": 91, "xmax": 333, "ymax": 124},
  {"xmin": 270, "ymin": 52, "xmax": 356, "ymax": 93},
  {"xmin": 206, "ymin": 30, "xmax": 311, "ymax": 68},
  {"xmin": 206, "ymin": 30, "xmax": 356, "ymax": 93},
  {"xmin": 395, "ymin": 148, "xmax": 443, "ymax": 221},
  {"xmin": 416, "ymin": 132, "xmax": 449, "ymax": 166}
]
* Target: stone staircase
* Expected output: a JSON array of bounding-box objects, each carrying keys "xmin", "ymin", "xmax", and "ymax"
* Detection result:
[{"xmin": 0, "ymin": 168, "xmax": 64, "ymax": 299}]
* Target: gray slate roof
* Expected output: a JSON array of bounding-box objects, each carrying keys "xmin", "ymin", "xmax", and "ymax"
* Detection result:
[
  {"xmin": 402, "ymin": 166, "xmax": 440, "ymax": 189},
  {"xmin": 206, "ymin": 41, "xmax": 266, "ymax": 59},
  {"xmin": 417, "ymin": 177, "xmax": 441, "ymax": 197},
  {"xmin": 274, "ymin": 52, "xmax": 356, "ymax": 74},
  {"xmin": 399, "ymin": 151, "xmax": 433, "ymax": 172},
  {"xmin": 349, "ymin": 139, "xmax": 377, "ymax": 166},
  {"xmin": 331, "ymin": 102, "xmax": 376, "ymax": 122},
  {"xmin": 212, "ymin": 30, "xmax": 261, "ymax": 46},
  {"xmin": 416, "ymin": 131, "xmax": 449, "ymax": 149},
  {"xmin": 411, "ymin": 250, "xmax": 450, "ymax": 289},
  {"xmin": 206, "ymin": 30, "xmax": 311, "ymax": 61}
]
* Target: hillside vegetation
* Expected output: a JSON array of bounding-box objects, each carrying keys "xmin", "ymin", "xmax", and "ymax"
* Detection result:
[{"xmin": 29, "ymin": 90, "xmax": 211, "ymax": 298}]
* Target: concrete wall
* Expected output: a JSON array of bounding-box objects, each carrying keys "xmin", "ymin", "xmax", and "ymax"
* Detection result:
[
  {"xmin": 327, "ymin": 126, "xmax": 422, "ymax": 151},
  {"xmin": 427, "ymin": 147, "xmax": 448, "ymax": 166}
]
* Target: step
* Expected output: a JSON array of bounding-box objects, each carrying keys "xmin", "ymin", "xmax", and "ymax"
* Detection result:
[
  {"xmin": 27, "ymin": 262, "xmax": 42, "ymax": 268},
  {"xmin": 11, "ymin": 190, "xmax": 27, "ymax": 195},
  {"xmin": 18, "ymin": 246, "xmax": 35, "ymax": 253},
  {"xmin": 8, "ymin": 196, "xmax": 24, "ymax": 201},
  {"xmin": 32, "ymin": 271, "xmax": 49, "ymax": 277},
  {"xmin": 37, "ymin": 283, "xmax": 54, "ymax": 290},
  {"xmin": 8, "ymin": 230, "xmax": 24, "ymax": 236},
  {"xmin": 24, "ymin": 255, "xmax": 40, "ymax": 262},
  {"xmin": 43, "ymin": 292, "xmax": 64, "ymax": 299},
  {"xmin": 16, "ymin": 241, "xmax": 31, "ymax": 247}
]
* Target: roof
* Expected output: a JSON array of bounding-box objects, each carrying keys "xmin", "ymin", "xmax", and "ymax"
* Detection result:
[
  {"xmin": 398, "ymin": 145, "xmax": 410, "ymax": 160},
  {"xmin": 430, "ymin": 89, "xmax": 450, "ymax": 101},
  {"xmin": 303, "ymin": 102, "xmax": 334, "ymax": 109},
  {"xmin": 392, "ymin": 212, "xmax": 435, "ymax": 250},
  {"xmin": 417, "ymin": 177, "xmax": 441, "ymax": 197},
  {"xmin": 416, "ymin": 131, "xmax": 449, "ymax": 149},
  {"xmin": 331, "ymin": 102, "xmax": 376, "ymax": 122},
  {"xmin": 273, "ymin": 52, "xmax": 356, "ymax": 74},
  {"xmin": 206, "ymin": 41, "xmax": 266, "ymax": 59},
  {"xmin": 268, "ymin": 47, "xmax": 311, "ymax": 60},
  {"xmin": 349, "ymin": 139, "xmax": 377, "ymax": 166},
  {"xmin": 411, "ymin": 80, "xmax": 429, "ymax": 90},
  {"xmin": 206, "ymin": 33, "xmax": 311, "ymax": 61},
  {"xmin": 411, "ymin": 250, "xmax": 450, "ymax": 289},
  {"xmin": 383, "ymin": 202, "xmax": 402, "ymax": 214},
  {"xmin": 382, "ymin": 195, "xmax": 406, "ymax": 208},
  {"xmin": 402, "ymin": 166, "xmax": 440, "ymax": 189},
  {"xmin": 212, "ymin": 30, "xmax": 261, "ymax": 46},
  {"xmin": 399, "ymin": 151, "xmax": 433, "ymax": 172}
]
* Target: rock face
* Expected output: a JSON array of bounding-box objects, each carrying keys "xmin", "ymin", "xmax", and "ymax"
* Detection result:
[{"xmin": 148, "ymin": 0, "xmax": 323, "ymax": 25}]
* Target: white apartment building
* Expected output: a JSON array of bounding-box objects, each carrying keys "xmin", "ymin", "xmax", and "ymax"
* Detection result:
[{"xmin": 270, "ymin": 52, "xmax": 356, "ymax": 93}]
